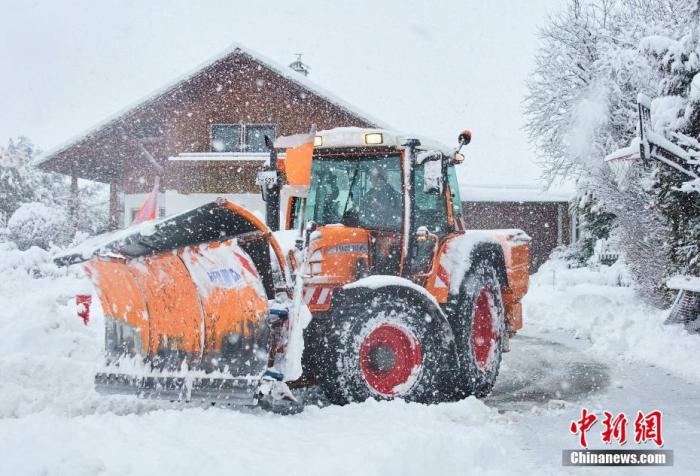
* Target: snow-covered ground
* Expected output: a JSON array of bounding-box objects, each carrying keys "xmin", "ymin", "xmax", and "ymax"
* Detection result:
[
  {"xmin": 1, "ymin": 245, "xmax": 699, "ymax": 475},
  {"xmin": 496, "ymin": 258, "xmax": 700, "ymax": 474}
]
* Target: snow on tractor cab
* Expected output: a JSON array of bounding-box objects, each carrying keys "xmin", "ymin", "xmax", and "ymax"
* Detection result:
[{"xmin": 55, "ymin": 126, "xmax": 530, "ymax": 407}]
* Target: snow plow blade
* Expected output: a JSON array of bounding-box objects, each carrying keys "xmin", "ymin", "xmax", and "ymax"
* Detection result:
[
  {"xmin": 55, "ymin": 199, "xmax": 294, "ymax": 405},
  {"xmin": 94, "ymin": 372, "xmax": 260, "ymax": 405}
]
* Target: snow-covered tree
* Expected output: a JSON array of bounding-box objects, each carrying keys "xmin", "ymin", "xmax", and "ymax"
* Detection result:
[
  {"xmin": 569, "ymin": 189, "xmax": 616, "ymax": 262},
  {"xmin": 7, "ymin": 202, "xmax": 70, "ymax": 250},
  {"xmin": 0, "ymin": 137, "xmax": 109, "ymax": 249},
  {"xmin": 0, "ymin": 137, "xmax": 58, "ymax": 223},
  {"xmin": 524, "ymin": 0, "xmax": 697, "ymax": 305},
  {"xmin": 641, "ymin": 7, "xmax": 700, "ymax": 280}
]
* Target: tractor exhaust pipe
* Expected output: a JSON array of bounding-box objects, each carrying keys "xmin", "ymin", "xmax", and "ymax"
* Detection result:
[{"xmin": 262, "ymin": 135, "xmax": 280, "ymax": 231}]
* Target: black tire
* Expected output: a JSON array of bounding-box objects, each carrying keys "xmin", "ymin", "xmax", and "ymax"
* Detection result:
[
  {"xmin": 317, "ymin": 290, "xmax": 453, "ymax": 405},
  {"xmin": 451, "ymin": 263, "xmax": 506, "ymax": 398}
]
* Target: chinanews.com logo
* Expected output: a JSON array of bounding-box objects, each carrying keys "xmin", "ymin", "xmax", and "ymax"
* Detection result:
[{"xmin": 563, "ymin": 408, "xmax": 674, "ymax": 467}]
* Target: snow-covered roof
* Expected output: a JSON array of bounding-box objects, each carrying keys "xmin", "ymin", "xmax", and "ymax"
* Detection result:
[
  {"xmin": 34, "ymin": 42, "xmax": 390, "ymax": 167},
  {"xmin": 460, "ymin": 183, "xmax": 573, "ymax": 203},
  {"xmin": 315, "ymin": 127, "xmax": 452, "ymax": 155}
]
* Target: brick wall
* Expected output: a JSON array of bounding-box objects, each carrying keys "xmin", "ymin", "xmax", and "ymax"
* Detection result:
[{"xmin": 462, "ymin": 201, "xmax": 571, "ymax": 271}]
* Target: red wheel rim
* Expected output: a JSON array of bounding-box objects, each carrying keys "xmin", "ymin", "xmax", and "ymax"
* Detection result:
[
  {"xmin": 472, "ymin": 287, "xmax": 499, "ymax": 370},
  {"xmin": 359, "ymin": 323, "xmax": 422, "ymax": 396}
]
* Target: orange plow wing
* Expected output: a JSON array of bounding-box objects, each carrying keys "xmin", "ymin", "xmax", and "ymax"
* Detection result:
[{"xmin": 57, "ymin": 199, "xmax": 293, "ymax": 405}]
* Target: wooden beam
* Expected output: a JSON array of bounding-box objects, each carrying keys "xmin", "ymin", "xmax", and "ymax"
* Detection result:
[
  {"xmin": 109, "ymin": 182, "xmax": 120, "ymax": 230},
  {"xmin": 69, "ymin": 173, "xmax": 79, "ymax": 232},
  {"xmin": 556, "ymin": 202, "xmax": 564, "ymax": 246}
]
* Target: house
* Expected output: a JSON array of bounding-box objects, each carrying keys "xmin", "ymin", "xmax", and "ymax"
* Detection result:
[
  {"xmin": 460, "ymin": 184, "xmax": 574, "ymax": 270},
  {"xmin": 37, "ymin": 42, "xmax": 572, "ymax": 271},
  {"xmin": 35, "ymin": 43, "xmax": 383, "ymax": 228}
]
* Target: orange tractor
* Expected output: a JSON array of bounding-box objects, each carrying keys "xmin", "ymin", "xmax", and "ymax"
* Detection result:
[{"xmin": 57, "ymin": 127, "xmax": 530, "ymax": 407}]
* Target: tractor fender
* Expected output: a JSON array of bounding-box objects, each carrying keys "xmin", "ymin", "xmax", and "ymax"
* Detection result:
[
  {"xmin": 336, "ymin": 276, "xmax": 457, "ymax": 347},
  {"xmin": 439, "ymin": 233, "xmax": 509, "ymax": 297},
  {"xmin": 440, "ymin": 230, "xmax": 530, "ymax": 337}
]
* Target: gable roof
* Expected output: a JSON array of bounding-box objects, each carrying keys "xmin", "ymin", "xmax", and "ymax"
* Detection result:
[{"xmin": 34, "ymin": 42, "xmax": 389, "ymax": 167}]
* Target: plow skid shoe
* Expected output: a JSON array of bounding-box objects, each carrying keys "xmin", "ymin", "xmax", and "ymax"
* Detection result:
[{"xmin": 94, "ymin": 372, "xmax": 260, "ymax": 406}]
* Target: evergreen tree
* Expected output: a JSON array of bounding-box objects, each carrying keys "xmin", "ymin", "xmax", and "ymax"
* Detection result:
[{"xmin": 572, "ymin": 190, "xmax": 617, "ymax": 261}]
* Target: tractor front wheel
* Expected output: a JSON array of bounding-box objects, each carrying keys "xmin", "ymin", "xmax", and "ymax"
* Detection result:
[
  {"xmin": 318, "ymin": 292, "xmax": 450, "ymax": 405},
  {"xmin": 453, "ymin": 264, "xmax": 506, "ymax": 398}
]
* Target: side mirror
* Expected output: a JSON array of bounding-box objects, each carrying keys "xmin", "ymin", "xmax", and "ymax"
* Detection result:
[
  {"xmin": 423, "ymin": 158, "xmax": 443, "ymax": 194},
  {"xmin": 453, "ymin": 129, "xmax": 472, "ymax": 164}
]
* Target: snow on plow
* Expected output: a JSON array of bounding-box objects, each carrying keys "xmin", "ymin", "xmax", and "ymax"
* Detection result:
[{"xmin": 55, "ymin": 199, "xmax": 296, "ymax": 406}]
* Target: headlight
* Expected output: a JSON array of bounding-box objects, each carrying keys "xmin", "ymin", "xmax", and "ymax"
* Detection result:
[
  {"xmin": 364, "ymin": 132, "xmax": 384, "ymax": 145},
  {"xmin": 308, "ymin": 250, "xmax": 323, "ymax": 276}
]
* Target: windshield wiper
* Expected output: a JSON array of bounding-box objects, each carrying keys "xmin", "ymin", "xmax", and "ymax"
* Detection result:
[{"xmin": 341, "ymin": 167, "xmax": 360, "ymax": 225}]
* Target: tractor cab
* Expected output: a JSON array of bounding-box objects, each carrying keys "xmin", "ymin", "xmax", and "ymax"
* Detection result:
[{"xmin": 269, "ymin": 128, "xmax": 468, "ymax": 282}]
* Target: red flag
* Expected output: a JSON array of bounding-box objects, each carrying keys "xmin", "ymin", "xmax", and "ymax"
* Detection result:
[{"xmin": 133, "ymin": 176, "xmax": 160, "ymax": 225}]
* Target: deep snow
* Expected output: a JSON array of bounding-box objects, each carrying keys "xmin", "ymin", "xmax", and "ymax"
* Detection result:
[{"xmin": 1, "ymin": 244, "xmax": 700, "ymax": 475}]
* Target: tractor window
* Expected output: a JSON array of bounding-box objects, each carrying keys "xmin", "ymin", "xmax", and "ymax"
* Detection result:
[
  {"xmin": 286, "ymin": 196, "xmax": 304, "ymax": 230},
  {"xmin": 447, "ymin": 165, "xmax": 464, "ymax": 224},
  {"xmin": 414, "ymin": 163, "xmax": 449, "ymax": 235},
  {"xmin": 306, "ymin": 155, "xmax": 403, "ymax": 231}
]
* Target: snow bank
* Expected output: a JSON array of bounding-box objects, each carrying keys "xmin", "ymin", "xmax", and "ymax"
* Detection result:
[
  {"xmin": 525, "ymin": 257, "xmax": 700, "ymax": 382},
  {"xmin": 0, "ymin": 243, "xmax": 100, "ymax": 417},
  {"xmin": 0, "ymin": 243, "xmax": 162, "ymax": 418},
  {"xmin": 0, "ymin": 397, "xmax": 533, "ymax": 476}
]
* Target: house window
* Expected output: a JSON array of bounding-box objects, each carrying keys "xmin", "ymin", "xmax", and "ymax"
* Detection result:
[
  {"xmin": 245, "ymin": 124, "xmax": 276, "ymax": 152},
  {"xmin": 211, "ymin": 124, "xmax": 242, "ymax": 152},
  {"xmin": 210, "ymin": 124, "xmax": 275, "ymax": 152}
]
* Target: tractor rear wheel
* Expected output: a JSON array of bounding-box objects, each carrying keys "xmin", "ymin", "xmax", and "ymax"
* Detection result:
[
  {"xmin": 318, "ymin": 292, "xmax": 450, "ymax": 405},
  {"xmin": 453, "ymin": 264, "xmax": 506, "ymax": 398}
]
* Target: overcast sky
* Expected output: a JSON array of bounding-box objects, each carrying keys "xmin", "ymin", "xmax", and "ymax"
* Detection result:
[{"xmin": 0, "ymin": 0, "xmax": 564, "ymax": 188}]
